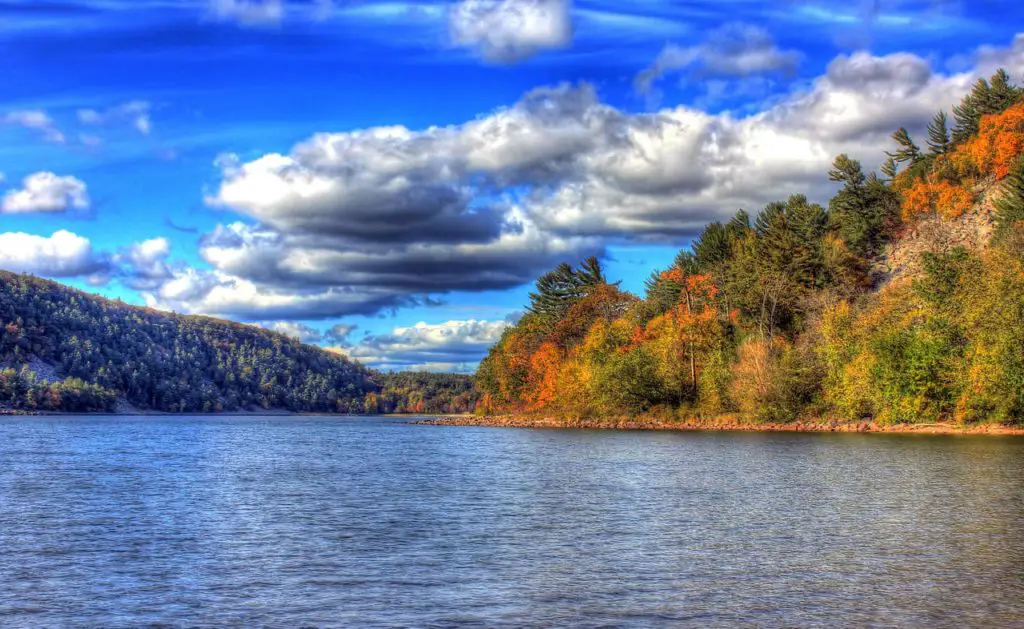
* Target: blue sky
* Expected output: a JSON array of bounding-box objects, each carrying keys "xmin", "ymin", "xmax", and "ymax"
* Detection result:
[{"xmin": 1, "ymin": 0, "xmax": 1022, "ymax": 371}]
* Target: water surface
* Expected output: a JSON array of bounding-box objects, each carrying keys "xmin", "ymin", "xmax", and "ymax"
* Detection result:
[{"xmin": 1, "ymin": 415, "xmax": 1022, "ymax": 628}]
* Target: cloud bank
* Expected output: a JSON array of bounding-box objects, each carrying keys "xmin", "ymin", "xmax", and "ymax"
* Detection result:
[
  {"xmin": 331, "ymin": 319, "xmax": 510, "ymax": 372},
  {"xmin": 130, "ymin": 34, "xmax": 1024, "ymax": 323}
]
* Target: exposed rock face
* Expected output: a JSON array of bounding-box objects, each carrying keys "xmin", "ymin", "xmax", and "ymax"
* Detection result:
[
  {"xmin": 875, "ymin": 180, "xmax": 998, "ymax": 284},
  {"xmin": 0, "ymin": 357, "xmax": 61, "ymax": 384}
]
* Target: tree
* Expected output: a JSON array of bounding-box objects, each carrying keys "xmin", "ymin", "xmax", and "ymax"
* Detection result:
[
  {"xmin": 887, "ymin": 127, "xmax": 922, "ymax": 173},
  {"xmin": 828, "ymin": 155, "xmax": 901, "ymax": 258},
  {"xmin": 994, "ymin": 157, "xmax": 1024, "ymax": 239},
  {"xmin": 648, "ymin": 269, "xmax": 722, "ymax": 402},
  {"xmin": 526, "ymin": 257, "xmax": 611, "ymax": 320},
  {"xmin": 927, "ymin": 111, "xmax": 951, "ymax": 156},
  {"xmin": 692, "ymin": 222, "xmax": 732, "ymax": 270},
  {"xmin": 952, "ymin": 69, "xmax": 1024, "ymax": 145}
]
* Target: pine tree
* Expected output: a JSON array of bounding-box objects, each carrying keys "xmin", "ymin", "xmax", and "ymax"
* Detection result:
[
  {"xmin": 927, "ymin": 111, "xmax": 950, "ymax": 156},
  {"xmin": 970, "ymin": 78, "xmax": 996, "ymax": 116},
  {"xmin": 952, "ymin": 96, "xmax": 979, "ymax": 145},
  {"xmin": 988, "ymin": 69, "xmax": 1022, "ymax": 111},
  {"xmin": 951, "ymin": 70, "xmax": 1023, "ymax": 145},
  {"xmin": 692, "ymin": 222, "xmax": 732, "ymax": 270},
  {"xmin": 886, "ymin": 127, "xmax": 921, "ymax": 166},
  {"xmin": 994, "ymin": 158, "xmax": 1024, "ymax": 240},
  {"xmin": 527, "ymin": 257, "xmax": 611, "ymax": 319},
  {"xmin": 576, "ymin": 256, "xmax": 610, "ymax": 287},
  {"xmin": 880, "ymin": 155, "xmax": 899, "ymax": 180},
  {"xmin": 727, "ymin": 209, "xmax": 751, "ymax": 241}
]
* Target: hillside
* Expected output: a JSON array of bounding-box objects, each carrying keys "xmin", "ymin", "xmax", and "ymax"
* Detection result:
[
  {"xmin": 0, "ymin": 271, "xmax": 380, "ymax": 413},
  {"xmin": 476, "ymin": 70, "xmax": 1024, "ymax": 426}
]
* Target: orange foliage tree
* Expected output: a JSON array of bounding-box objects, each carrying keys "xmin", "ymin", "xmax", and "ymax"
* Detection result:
[
  {"xmin": 900, "ymin": 102, "xmax": 1024, "ymax": 222},
  {"xmin": 899, "ymin": 178, "xmax": 974, "ymax": 221},
  {"xmin": 526, "ymin": 341, "xmax": 563, "ymax": 410},
  {"xmin": 953, "ymin": 101, "xmax": 1024, "ymax": 180},
  {"xmin": 643, "ymin": 269, "xmax": 722, "ymax": 403}
]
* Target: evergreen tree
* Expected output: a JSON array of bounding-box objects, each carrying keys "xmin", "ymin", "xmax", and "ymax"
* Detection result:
[
  {"xmin": 952, "ymin": 70, "xmax": 1023, "ymax": 144},
  {"xmin": 989, "ymin": 69, "xmax": 1023, "ymax": 111},
  {"xmin": 828, "ymin": 154, "xmax": 900, "ymax": 258},
  {"xmin": 576, "ymin": 256, "xmax": 611, "ymax": 287},
  {"xmin": 886, "ymin": 127, "xmax": 921, "ymax": 167},
  {"xmin": 727, "ymin": 209, "xmax": 752, "ymax": 242},
  {"xmin": 880, "ymin": 155, "xmax": 899, "ymax": 180},
  {"xmin": 994, "ymin": 158, "xmax": 1024, "ymax": 240},
  {"xmin": 926, "ymin": 111, "xmax": 950, "ymax": 156},
  {"xmin": 692, "ymin": 222, "xmax": 732, "ymax": 270},
  {"xmin": 952, "ymin": 96, "xmax": 979, "ymax": 145},
  {"xmin": 527, "ymin": 257, "xmax": 610, "ymax": 319}
]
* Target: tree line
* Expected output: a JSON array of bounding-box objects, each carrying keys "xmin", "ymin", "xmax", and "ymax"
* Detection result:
[{"xmin": 476, "ymin": 70, "xmax": 1024, "ymax": 425}]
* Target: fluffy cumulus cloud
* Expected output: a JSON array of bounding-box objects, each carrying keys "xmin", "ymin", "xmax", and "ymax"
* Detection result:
[
  {"xmin": 2, "ymin": 110, "xmax": 65, "ymax": 144},
  {"xmin": 636, "ymin": 23, "xmax": 802, "ymax": 95},
  {"xmin": 115, "ymin": 237, "xmax": 174, "ymax": 289},
  {"xmin": 1, "ymin": 172, "xmax": 90, "ymax": 214},
  {"xmin": 0, "ymin": 230, "xmax": 109, "ymax": 278},
  {"xmin": 141, "ymin": 33, "xmax": 1024, "ymax": 324},
  {"xmin": 331, "ymin": 319, "xmax": 510, "ymax": 372},
  {"xmin": 449, "ymin": 0, "xmax": 573, "ymax": 63}
]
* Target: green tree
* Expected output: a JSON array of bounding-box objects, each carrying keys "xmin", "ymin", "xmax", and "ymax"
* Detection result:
[
  {"xmin": 926, "ymin": 111, "xmax": 951, "ymax": 156},
  {"xmin": 994, "ymin": 157, "xmax": 1024, "ymax": 240}
]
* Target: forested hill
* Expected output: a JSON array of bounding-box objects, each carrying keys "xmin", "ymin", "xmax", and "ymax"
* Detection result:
[
  {"xmin": 0, "ymin": 270, "xmax": 378, "ymax": 413},
  {"xmin": 477, "ymin": 69, "xmax": 1024, "ymax": 426}
]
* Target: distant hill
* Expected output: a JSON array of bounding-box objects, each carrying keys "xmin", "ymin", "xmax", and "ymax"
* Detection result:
[
  {"xmin": 0, "ymin": 270, "xmax": 378, "ymax": 413},
  {"xmin": 369, "ymin": 371, "xmax": 478, "ymax": 415}
]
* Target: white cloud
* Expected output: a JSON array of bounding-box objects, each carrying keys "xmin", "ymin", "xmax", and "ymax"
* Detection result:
[
  {"xmin": 333, "ymin": 319, "xmax": 510, "ymax": 372},
  {"xmin": 1, "ymin": 172, "xmax": 90, "ymax": 214},
  {"xmin": 259, "ymin": 321, "xmax": 324, "ymax": 343},
  {"xmin": 0, "ymin": 230, "xmax": 109, "ymax": 278},
  {"xmin": 636, "ymin": 23, "xmax": 801, "ymax": 95},
  {"xmin": 450, "ymin": 0, "xmax": 573, "ymax": 62},
  {"xmin": 139, "ymin": 264, "xmax": 414, "ymax": 320},
  {"xmin": 116, "ymin": 237, "xmax": 173, "ymax": 289},
  {"xmin": 148, "ymin": 33, "xmax": 1024, "ymax": 324},
  {"xmin": 3, "ymin": 110, "xmax": 65, "ymax": 144}
]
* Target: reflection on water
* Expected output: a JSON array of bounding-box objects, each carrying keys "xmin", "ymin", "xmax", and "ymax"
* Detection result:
[{"xmin": 1, "ymin": 416, "xmax": 1022, "ymax": 628}]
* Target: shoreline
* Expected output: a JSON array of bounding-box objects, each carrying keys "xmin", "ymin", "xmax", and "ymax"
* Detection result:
[{"xmin": 414, "ymin": 414, "xmax": 1024, "ymax": 436}]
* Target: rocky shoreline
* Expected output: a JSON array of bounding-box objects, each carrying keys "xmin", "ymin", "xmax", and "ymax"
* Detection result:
[{"xmin": 414, "ymin": 414, "xmax": 1024, "ymax": 436}]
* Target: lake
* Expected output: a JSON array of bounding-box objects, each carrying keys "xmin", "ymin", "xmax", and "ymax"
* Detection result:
[{"xmin": 1, "ymin": 416, "xmax": 1022, "ymax": 628}]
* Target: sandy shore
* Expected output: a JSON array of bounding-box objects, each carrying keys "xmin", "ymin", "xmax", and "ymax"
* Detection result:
[{"xmin": 414, "ymin": 414, "xmax": 1024, "ymax": 436}]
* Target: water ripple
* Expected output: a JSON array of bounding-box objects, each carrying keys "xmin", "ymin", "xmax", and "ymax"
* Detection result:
[{"xmin": 1, "ymin": 416, "xmax": 1023, "ymax": 628}]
